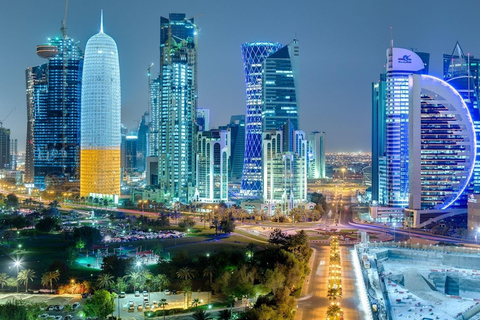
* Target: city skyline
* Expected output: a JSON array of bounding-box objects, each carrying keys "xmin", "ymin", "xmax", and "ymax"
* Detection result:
[{"xmin": 2, "ymin": 0, "xmax": 480, "ymax": 153}]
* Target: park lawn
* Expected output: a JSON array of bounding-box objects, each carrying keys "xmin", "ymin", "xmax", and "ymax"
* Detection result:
[{"xmin": 234, "ymin": 228, "xmax": 269, "ymax": 243}]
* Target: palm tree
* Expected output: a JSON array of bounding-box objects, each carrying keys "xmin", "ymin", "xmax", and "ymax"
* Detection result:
[
  {"xmin": 177, "ymin": 267, "xmax": 194, "ymax": 280},
  {"xmin": 203, "ymin": 265, "xmax": 215, "ymax": 286},
  {"xmin": 191, "ymin": 298, "xmax": 200, "ymax": 311},
  {"xmin": 217, "ymin": 309, "xmax": 232, "ymax": 320},
  {"xmin": 326, "ymin": 304, "xmax": 342, "ymax": 318},
  {"xmin": 41, "ymin": 270, "xmax": 60, "ymax": 292},
  {"xmin": 191, "ymin": 310, "xmax": 212, "ymax": 320},
  {"xmin": 152, "ymin": 274, "xmax": 169, "ymax": 292},
  {"xmin": 327, "ymin": 288, "xmax": 341, "ymax": 301},
  {"xmin": 127, "ymin": 271, "xmax": 140, "ymax": 292},
  {"xmin": 0, "ymin": 273, "xmax": 8, "ymax": 289},
  {"xmin": 97, "ymin": 273, "xmax": 115, "ymax": 290},
  {"xmin": 18, "ymin": 269, "xmax": 36, "ymax": 292}
]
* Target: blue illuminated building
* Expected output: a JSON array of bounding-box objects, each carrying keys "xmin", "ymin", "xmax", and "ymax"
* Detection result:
[
  {"xmin": 240, "ymin": 42, "xmax": 283, "ymax": 198},
  {"xmin": 25, "ymin": 36, "xmax": 83, "ymax": 189},
  {"xmin": 443, "ymin": 42, "xmax": 480, "ymax": 194},
  {"xmin": 262, "ymin": 39, "xmax": 300, "ymax": 131}
]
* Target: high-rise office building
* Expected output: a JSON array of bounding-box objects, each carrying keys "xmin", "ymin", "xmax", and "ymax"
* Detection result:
[
  {"xmin": 263, "ymin": 39, "xmax": 300, "ymax": 131},
  {"xmin": 240, "ymin": 42, "xmax": 283, "ymax": 198},
  {"xmin": 219, "ymin": 115, "xmax": 245, "ymax": 182},
  {"xmin": 25, "ymin": 36, "xmax": 83, "ymax": 189},
  {"xmin": 408, "ymin": 74, "xmax": 475, "ymax": 212},
  {"xmin": 0, "ymin": 127, "xmax": 10, "ymax": 169},
  {"xmin": 137, "ymin": 111, "xmax": 149, "ymax": 172},
  {"xmin": 262, "ymin": 126, "xmax": 307, "ymax": 211},
  {"xmin": 149, "ymin": 13, "xmax": 198, "ymax": 203},
  {"xmin": 124, "ymin": 133, "xmax": 138, "ymax": 174},
  {"xmin": 443, "ymin": 42, "xmax": 480, "ymax": 194},
  {"xmin": 80, "ymin": 14, "xmax": 121, "ymax": 200},
  {"xmin": 372, "ymin": 47, "xmax": 476, "ymax": 226},
  {"xmin": 195, "ymin": 129, "xmax": 230, "ymax": 202},
  {"xmin": 307, "ymin": 131, "xmax": 326, "ymax": 179}
]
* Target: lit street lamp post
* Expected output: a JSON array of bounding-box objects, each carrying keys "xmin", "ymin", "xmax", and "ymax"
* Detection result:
[{"xmin": 14, "ymin": 260, "xmax": 20, "ymax": 293}]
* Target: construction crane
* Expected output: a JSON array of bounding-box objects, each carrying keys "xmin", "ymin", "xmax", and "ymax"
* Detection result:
[{"xmin": 0, "ymin": 107, "xmax": 16, "ymax": 128}]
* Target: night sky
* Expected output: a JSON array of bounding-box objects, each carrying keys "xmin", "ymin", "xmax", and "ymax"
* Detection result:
[{"xmin": 1, "ymin": 0, "xmax": 480, "ymax": 153}]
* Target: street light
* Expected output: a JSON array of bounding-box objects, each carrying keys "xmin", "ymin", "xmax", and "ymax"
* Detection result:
[
  {"xmin": 393, "ymin": 222, "xmax": 397, "ymax": 242},
  {"xmin": 136, "ymin": 261, "xmax": 141, "ymax": 271},
  {"xmin": 14, "ymin": 260, "xmax": 21, "ymax": 293},
  {"xmin": 160, "ymin": 298, "xmax": 168, "ymax": 320}
]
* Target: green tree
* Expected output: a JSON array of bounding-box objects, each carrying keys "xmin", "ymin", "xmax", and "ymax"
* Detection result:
[
  {"xmin": 326, "ymin": 304, "xmax": 342, "ymax": 318},
  {"xmin": 268, "ymin": 228, "xmax": 289, "ymax": 246},
  {"xmin": 191, "ymin": 309, "xmax": 212, "ymax": 320},
  {"xmin": 0, "ymin": 273, "xmax": 8, "ymax": 289},
  {"xmin": 96, "ymin": 273, "xmax": 115, "ymax": 290},
  {"xmin": 35, "ymin": 216, "xmax": 59, "ymax": 232},
  {"xmin": 41, "ymin": 270, "xmax": 60, "ymax": 292},
  {"xmin": 0, "ymin": 300, "xmax": 28, "ymax": 320},
  {"xmin": 217, "ymin": 309, "xmax": 233, "ymax": 320},
  {"xmin": 152, "ymin": 274, "xmax": 169, "ymax": 291},
  {"xmin": 6, "ymin": 277, "xmax": 17, "ymax": 289},
  {"xmin": 127, "ymin": 271, "xmax": 140, "ymax": 292},
  {"xmin": 66, "ymin": 246, "xmax": 78, "ymax": 265},
  {"xmin": 17, "ymin": 269, "xmax": 36, "ymax": 292},
  {"xmin": 177, "ymin": 267, "xmax": 195, "ymax": 280},
  {"xmin": 84, "ymin": 289, "xmax": 115, "ymax": 319},
  {"xmin": 191, "ymin": 298, "xmax": 200, "ymax": 311},
  {"xmin": 178, "ymin": 217, "xmax": 196, "ymax": 229},
  {"xmin": 5, "ymin": 193, "xmax": 19, "ymax": 209},
  {"xmin": 203, "ymin": 265, "xmax": 216, "ymax": 286}
]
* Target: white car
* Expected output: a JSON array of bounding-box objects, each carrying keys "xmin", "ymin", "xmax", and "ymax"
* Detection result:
[
  {"xmin": 38, "ymin": 314, "xmax": 50, "ymax": 319},
  {"xmin": 71, "ymin": 302, "xmax": 80, "ymax": 310},
  {"xmin": 143, "ymin": 290, "xmax": 148, "ymax": 297},
  {"xmin": 135, "ymin": 291, "xmax": 140, "ymax": 297}
]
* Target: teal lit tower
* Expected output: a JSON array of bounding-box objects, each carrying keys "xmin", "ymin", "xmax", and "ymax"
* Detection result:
[{"xmin": 80, "ymin": 12, "xmax": 121, "ymax": 199}]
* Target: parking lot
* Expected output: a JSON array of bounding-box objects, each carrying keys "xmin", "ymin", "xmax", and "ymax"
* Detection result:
[
  {"xmin": 117, "ymin": 291, "xmax": 212, "ymax": 320},
  {"xmin": 0, "ymin": 293, "xmax": 83, "ymax": 319},
  {"xmin": 0, "ymin": 291, "xmax": 213, "ymax": 320}
]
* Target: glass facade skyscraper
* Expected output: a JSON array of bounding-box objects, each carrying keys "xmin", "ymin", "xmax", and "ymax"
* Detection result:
[
  {"xmin": 263, "ymin": 40, "xmax": 300, "ymax": 131},
  {"xmin": 80, "ymin": 15, "xmax": 121, "ymax": 199},
  {"xmin": 0, "ymin": 127, "xmax": 10, "ymax": 170},
  {"xmin": 25, "ymin": 36, "xmax": 83, "ymax": 189},
  {"xmin": 149, "ymin": 13, "xmax": 198, "ymax": 203},
  {"xmin": 443, "ymin": 42, "xmax": 480, "ymax": 194},
  {"xmin": 240, "ymin": 42, "xmax": 283, "ymax": 198}
]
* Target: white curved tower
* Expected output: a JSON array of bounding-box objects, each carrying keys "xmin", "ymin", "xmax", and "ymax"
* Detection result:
[{"xmin": 80, "ymin": 12, "xmax": 121, "ymax": 199}]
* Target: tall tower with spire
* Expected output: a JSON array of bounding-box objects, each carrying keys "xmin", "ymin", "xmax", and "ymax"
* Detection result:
[{"xmin": 80, "ymin": 11, "xmax": 121, "ymax": 200}]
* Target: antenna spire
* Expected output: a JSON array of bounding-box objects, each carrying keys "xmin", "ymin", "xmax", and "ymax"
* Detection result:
[{"xmin": 100, "ymin": 9, "xmax": 104, "ymax": 33}]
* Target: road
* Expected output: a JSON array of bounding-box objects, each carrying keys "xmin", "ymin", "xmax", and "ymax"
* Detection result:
[{"xmin": 296, "ymin": 244, "xmax": 367, "ymax": 320}]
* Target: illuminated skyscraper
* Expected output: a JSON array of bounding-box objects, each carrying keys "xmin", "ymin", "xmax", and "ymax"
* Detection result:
[
  {"xmin": 263, "ymin": 39, "xmax": 300, "ymax": 131},
  {"xmin": 195, "ymin": 129, "xmax": 230, "ymax": 202},
  {"xmin": 443, "ymin": 42, "xmax": 480, "ymax": 194},
  {"xmin": 240, "ymin": 42, "xmax": 283, "ymax": 198},
  {"xmin": 0, "ymin": 126, "xmax": 10, "ymax": 169},
  {"xmin": 80, "ymin": 13, "xmax": 121, "ymax": 199},
  {"xmin": 25, "ymin": 36, "xmax": 83, "ymax": 189},
  {"xmin": 148, "ymin": 13, "xmax": 198, "ymax": 202}
]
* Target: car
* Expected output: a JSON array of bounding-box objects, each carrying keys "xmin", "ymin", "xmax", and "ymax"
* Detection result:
[
  {"xmin": 46, "ymin": 305, "xmax": 55, "ymax": 311},
  {"xmin": 143, "ymin": 297, "xmax": 148, "ymax": 304},
  {"xmin": 38, "ymin": 314, "xmax": 50, "ymax": 319},
  {"xmin": 54, "ymin": 316, "xmax": 62, "ymax": 320},
  {"xmin": 64, "ymin": 316, "xmax": 72, "ymax": 320},
  {"xmin": 54, "ymin": 305, "xmax": 64, "ymax": 311},
  {"xmin": 144, "ymin": 303, "xmax": 150, "ymax": 310},
  {"xmin": 128, "ymin": 304, "xmax": 135, "ymax": 312},
  {"xmin": 82, "ymin": 293, "xmax": 92, "ymax": 299},
  {"xmin": 152, "ymin": 301, "xmax": 158, "ymax": 309},
  {"xmin": 137, "ymin": 304, "xmax": 143, "ymax": 311},
  {"xmin": 143, "ymin": 290, "xmax": 148, "ymax": 297},
  {"xmin": 71, "ymin": 302, "xmax": 80, "ymax": 310},
  {"xmin": 134, "ymin": 291, "xmax": 140, "ymax": 297},
  {"xmin": 119, "ymin": 291, "xmax": 126, "ymax": 298},
  {"xmin": 164, "ymin": 289, "xmax": 170, "ymax": 295},
  {"xmin": 171, "ymin": 290, "xmax": 177, "ymax": 295}
]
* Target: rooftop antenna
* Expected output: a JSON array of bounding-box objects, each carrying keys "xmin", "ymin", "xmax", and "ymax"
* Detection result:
[
  {"xmin": 61, "ymin": 0, "xmax": 68, "ymax": 39},
  {"xmin": 100, "ymin": 9, "xmax": 104, "ymax": 33}
]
